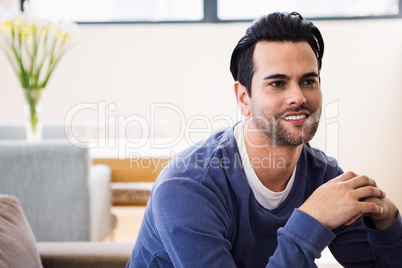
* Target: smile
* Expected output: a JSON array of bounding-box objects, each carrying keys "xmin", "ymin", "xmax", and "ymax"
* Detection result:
[{"xmin": 283, "ymin": 114, "xmax": 307, "ymax": 121}]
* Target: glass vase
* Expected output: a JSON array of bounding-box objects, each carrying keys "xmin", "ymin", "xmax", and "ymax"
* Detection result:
[{"xmin": 22, "ymin": 88, "xmax": 44, "ymax": 143}]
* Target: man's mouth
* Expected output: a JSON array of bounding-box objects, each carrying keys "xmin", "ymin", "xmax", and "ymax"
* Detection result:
[
  {"xmin": 281, "ymin": 112, "xmax": 311, "ymax": 125},
  {"xmin": 283, "ymin": 114, "xmax": 307, "ymax": 121}
]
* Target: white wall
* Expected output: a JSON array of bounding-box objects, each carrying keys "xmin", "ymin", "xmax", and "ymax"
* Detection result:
[{"xmin": 1, "ymin": 19, "xmax": 402, "ymax": 208}]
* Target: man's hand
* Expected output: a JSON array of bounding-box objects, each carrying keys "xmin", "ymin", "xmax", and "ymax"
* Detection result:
[
  {"xmin": 299, "ymin": 172, "xmax": 388, "ymax": 230},
  {"xmin": 363, "ymin": 196, "xmax": 398, "ymax": 230}
]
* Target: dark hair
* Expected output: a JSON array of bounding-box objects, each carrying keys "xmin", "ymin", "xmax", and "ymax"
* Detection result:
[{"xmin": 230, "ymin": 12, "xmax": 324, "ymax": 96}]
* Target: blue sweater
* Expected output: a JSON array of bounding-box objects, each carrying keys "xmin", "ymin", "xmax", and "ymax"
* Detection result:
[{"xmin": 127, "ymin": 126, "xmax": 402, "ymax": 267}]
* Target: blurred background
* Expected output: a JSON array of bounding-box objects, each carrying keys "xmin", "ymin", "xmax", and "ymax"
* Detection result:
[{"xmin": 1, "ymin": 0, "xmax": 402, "ymax": 218}]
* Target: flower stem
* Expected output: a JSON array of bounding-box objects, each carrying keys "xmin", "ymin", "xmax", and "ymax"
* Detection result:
[{"xmin": 24, "ymin": 88, "xmax": 42, "ymax": 137}]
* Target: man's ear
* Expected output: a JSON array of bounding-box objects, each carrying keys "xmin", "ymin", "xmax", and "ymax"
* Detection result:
[{"xmin": 234, "ymin": 81, "xmax": 250, "ymax": 117}]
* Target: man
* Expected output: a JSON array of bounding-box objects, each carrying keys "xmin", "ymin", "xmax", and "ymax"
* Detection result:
[{"xmin": 126, "ymin": 12, "xmax": 402, "ymax": 267}]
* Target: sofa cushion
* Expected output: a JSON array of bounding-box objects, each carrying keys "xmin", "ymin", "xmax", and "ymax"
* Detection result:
[{"xmin": 0, "ymin": 194, "xmax": 42, "ymax": 268}]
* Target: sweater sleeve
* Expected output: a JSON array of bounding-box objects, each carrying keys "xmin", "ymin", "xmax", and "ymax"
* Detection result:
[
  {"xmin": 154, "ymin": 178, "xmax": 335, "ymax": 268},
  {"xmin": 325, "ymin": 211, "xmax": 402, "ymax": 267},
  {"xmin": 267, "ymin": 209, "xmax": 335, "ymax": 267},
  {"xmin": 363, "ymin": 210, "xmax": 402, "ymax": 267}
]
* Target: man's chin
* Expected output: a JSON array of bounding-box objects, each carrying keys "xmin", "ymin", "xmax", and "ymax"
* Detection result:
[
  {"xmin": 273, "ymin": 138, "xmax": 304, "ymax": 148},
  {"xmin": 282, "ymin": 122, "xmax": 318, "ymax": 145},
  {"xmin": 271, "ymin": 129, "xmax": 316, "ymax": 147}
]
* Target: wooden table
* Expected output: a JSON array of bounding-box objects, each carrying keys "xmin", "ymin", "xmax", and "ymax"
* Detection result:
[{"xmin": 90, "ymin": 138, "xmax": 196, "ymax": 205}]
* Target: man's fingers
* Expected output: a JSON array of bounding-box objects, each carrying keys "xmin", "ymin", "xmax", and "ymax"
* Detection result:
[
  {"xmin": 334, "ymin": 171, "xmax": 358, "ymax": 182},
  {"xmin": 348, "ymin": 175, "xmax": 378, "ymax": 189},
  {"xmin": 360, "ymin": 201, "xmax": 384, "ymax": 215},
  {"xmin": 345, "ymin": 196, "xmax": 386, "ymax": 225},
  {"xmin": 354, "ymin": 186, "xmax": 385, "ymax": 200},
  {"xmin": 303, "ymin": 172, "xmax": 386, "ymax": 230},
  {"xmin": 334, "ymin": 172, "xmax": 379, "ymax": 190}
]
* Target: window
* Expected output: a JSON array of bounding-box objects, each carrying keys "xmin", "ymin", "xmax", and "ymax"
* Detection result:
[
  {"xmin": 218, "ymin": 0, "xmax": 400, "ymax": 20},
  {"xmin": 24, "ymin": 0, "xmax": 203, "ymax": 23},
  {"xmin": 22, "ymin": 0, "xmax": 402, "ymax": 23}
]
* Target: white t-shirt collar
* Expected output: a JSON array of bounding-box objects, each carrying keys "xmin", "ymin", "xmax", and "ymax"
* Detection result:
[{"xmin": 234, "ymin": 122, "xmax": 296, "ymax": 210}]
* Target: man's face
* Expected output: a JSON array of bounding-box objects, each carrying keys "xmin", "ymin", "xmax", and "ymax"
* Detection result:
[{"xmin": 246, "ymin": 41, "xmax": 322, "ymax": 147}]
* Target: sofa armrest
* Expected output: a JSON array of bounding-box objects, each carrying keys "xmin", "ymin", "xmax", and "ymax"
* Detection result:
[
  {"xmin": 89, "ymin": 164, "xmax": 117, "ymax": 241},
  {"xmin": 37, "ymin": 242, "xmax": 133, "ymax": 268}
]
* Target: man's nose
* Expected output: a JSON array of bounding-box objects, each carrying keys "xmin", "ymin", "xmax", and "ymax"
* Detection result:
[{"xmin": 286, "ymin": 83, "xmax": 306, "ymax": 107}]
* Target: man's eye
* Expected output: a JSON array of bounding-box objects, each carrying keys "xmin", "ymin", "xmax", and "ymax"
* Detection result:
[
  {"xmin": 301, "ymin": 79, "xmax": 316, "ymax": 86},
  {"xmin": 270, "ymin": 81, "xmax": 285, "ymax": 87}
]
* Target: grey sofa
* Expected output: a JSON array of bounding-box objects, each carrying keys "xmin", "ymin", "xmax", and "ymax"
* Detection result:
[
  {"xmin": 0, "ymin": 194, "xmax": 132, "ymax": 268},
  {"xmin": 0, "ymin": 140, "xmax": 116, "ymax": 241}
]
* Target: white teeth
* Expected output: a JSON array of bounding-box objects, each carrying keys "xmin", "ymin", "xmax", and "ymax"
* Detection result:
[{"xmin": 284, "ymin": 115, "xmax": 307, "ymax": 120}]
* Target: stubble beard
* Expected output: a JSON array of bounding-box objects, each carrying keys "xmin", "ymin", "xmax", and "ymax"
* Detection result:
[{"xmin": 251, "ymin": 105, "xmax": 321, "ymax": 148}]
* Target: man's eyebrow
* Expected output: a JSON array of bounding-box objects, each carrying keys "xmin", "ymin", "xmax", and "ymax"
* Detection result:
[
  {"xmin": 263, "ymin": 74, "xmax": 289, "ymax": 80},
  {"xmin": 263, "ymin": 72, "xmax": 319, "ymax": 80},
  {"xmin": 301, "ymin": 72, "xmax": 319, "ymax": 79}
]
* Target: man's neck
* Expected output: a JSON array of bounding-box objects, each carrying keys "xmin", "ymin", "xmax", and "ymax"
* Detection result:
[{"xmin": 243, "ymin": 126, "xmax": 303, "ymax": 192}]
